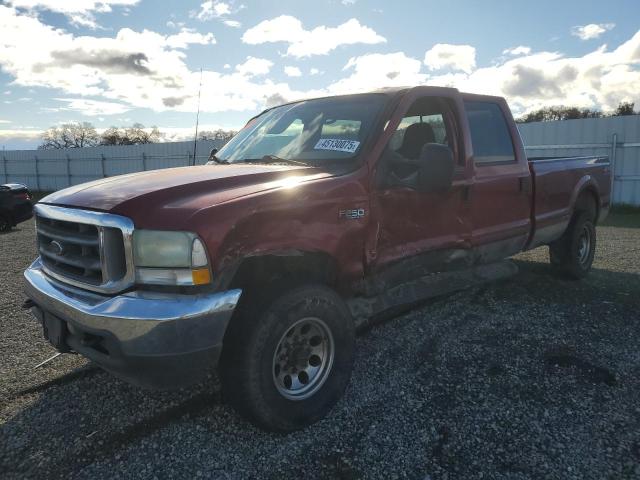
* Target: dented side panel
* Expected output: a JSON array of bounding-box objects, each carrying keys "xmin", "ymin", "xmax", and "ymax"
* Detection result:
[{"xmin": 188, "ymin": 166, "xmax": 372, "ymax": 289}]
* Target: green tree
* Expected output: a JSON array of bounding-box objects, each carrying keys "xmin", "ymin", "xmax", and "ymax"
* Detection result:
[
  {"xmin": 613, "ymin": 102, "xmax": 636, "ymax": 116},
  {"xmin": 100, "ymin": 124, "xmax": 163, "ymax": 145}
]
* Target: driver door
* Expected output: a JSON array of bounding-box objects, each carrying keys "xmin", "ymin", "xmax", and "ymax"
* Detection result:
[{"xmin": 367, "ymin": 91, "xmax": 472, "ymax": 280}]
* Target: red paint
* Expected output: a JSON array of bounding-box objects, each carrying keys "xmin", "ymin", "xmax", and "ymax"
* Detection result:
[{"xmin": 41, "ymin": 87, "xmax": 611, "ymax": 291}]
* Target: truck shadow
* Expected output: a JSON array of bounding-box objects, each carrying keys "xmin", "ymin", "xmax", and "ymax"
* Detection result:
[
  {"xmin": 2, "ymin": 367, "xmax": 225, "ymax": 479},
  {"xmin": 2, "ymin": 258, "xmax": 639, "ymax": 479}
]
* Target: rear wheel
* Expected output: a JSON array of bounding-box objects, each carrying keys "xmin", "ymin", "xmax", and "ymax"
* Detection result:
[
  {"xmin": 220, "ymin": 284, "xmax": 355, "ymax": 432},
  {"xmin": 549, "ymin": 211, "xmax": 596, "ymax": 279}
]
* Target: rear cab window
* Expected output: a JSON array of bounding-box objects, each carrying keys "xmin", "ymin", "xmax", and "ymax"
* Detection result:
[{"xmin": 464, "ymin": 101, "xmax": 516, "ymax": 165}]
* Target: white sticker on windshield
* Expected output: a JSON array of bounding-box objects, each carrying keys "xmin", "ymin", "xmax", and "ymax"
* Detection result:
[{"xmin": 314, "ymin": 138, "xmax": 360, "ymax": 153}]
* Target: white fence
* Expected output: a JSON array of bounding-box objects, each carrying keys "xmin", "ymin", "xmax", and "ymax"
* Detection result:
[
  {"xmin": 0, "ymin": 140, "xmax": 224, "ymax": 191},
  {"xmin": 518, "ymin": 115, "xmax": 640, "ymax": 206},
  {"xmin": 3, "ymin": 120, "xmax": 640, "ymax": 206}
]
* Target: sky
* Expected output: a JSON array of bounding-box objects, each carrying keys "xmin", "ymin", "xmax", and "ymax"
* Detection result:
[{"xmin": 0, "ymin": 0, "xmax": 639, "ymax": 150}]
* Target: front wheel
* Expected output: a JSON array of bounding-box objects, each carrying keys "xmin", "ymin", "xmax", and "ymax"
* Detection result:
[
  {"xmin": 549, "ymin": 212, "xmax": 596, "ymax": 279},
  {"xmin": 220, "ymin": 284, "xmax": 355, "ymax": 432}
]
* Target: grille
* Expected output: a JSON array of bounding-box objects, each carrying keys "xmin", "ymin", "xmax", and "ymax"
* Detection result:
[
  {"xmin": 37, "ymin": 216, "xmax": 104, "ymax": 284},
  {"xmin": 34, "ymin": 205, "xmax": 135, "ymax": 294}
]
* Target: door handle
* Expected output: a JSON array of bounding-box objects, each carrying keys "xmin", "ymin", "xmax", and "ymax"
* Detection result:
[
  {"xmin": 519, "ymin": 177, "xmax": 531, "ymax": 194},
  {"xmin": 461, "ymin": 185, "xmax": 471, "ymax": 202}
]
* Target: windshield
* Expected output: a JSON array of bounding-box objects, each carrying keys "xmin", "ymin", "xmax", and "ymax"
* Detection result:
[{"xmin": 214, "ymin": 94, "xmax": 387, "ymax": 164}]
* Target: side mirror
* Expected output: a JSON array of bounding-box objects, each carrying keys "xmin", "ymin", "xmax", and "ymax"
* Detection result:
[{"xmin": 417, "ymin": 143, "xmax": 455, "ymax": 193}]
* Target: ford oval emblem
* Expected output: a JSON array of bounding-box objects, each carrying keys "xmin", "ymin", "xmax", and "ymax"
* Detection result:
[{"xmin": 50, "ymin": 240, "xmax": 64, "ymax": 256}]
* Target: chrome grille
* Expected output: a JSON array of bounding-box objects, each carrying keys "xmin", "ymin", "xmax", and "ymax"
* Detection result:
[
  {"xmin": 37, "ymin": 216, "xmax": 103, "ymax": 284},
  {"xmin": 34, "ymin": 204, "xmax": 135, "ymax": 294}
]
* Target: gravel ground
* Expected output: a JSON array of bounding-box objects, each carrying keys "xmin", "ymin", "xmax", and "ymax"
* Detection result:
[{"xmin": 1, "ymin": 217, "xmax": 640, "ymax": 480}]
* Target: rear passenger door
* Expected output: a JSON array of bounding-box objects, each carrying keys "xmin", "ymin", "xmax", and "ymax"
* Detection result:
[{"xmin": 464, "ymin": 99, "xmax": 531, "ymax": 262}]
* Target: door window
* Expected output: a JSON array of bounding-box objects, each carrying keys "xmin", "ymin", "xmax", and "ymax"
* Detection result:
[
  {"xmin": 388, "ymin": 114, "xmax": 448, "ymax": 153},
  {"xmin": 464, "ymin": 101, "xmax": 516, "ymax": 164},
  {"xmin": 379, "ymin": 96, "xmax": 459, "ymax": 185}
]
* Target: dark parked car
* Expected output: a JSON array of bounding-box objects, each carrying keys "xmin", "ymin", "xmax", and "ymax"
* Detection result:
[{"xmin": 0, "ymin": 183, "xmax": 33, "ymax": 231}]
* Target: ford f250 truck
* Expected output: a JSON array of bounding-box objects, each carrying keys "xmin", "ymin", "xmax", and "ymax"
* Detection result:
[{"xmin": 23, "ymin": 87, "xmax": 611, "ymax": 432}]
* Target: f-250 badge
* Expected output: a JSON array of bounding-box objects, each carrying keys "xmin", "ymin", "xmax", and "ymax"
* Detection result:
[{"xmin": 339, "ymin": 208, "xmax": 366, "ymax": 219}]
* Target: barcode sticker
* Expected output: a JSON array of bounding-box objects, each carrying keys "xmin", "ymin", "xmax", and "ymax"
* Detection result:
[{"xmin": 314, "ymin": 138, "xmax": 360, "ymax": 153}]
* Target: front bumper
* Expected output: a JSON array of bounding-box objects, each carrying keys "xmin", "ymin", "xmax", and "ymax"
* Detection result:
[{"xmin": 24, "ymin": 258, "xmax": 242, "ymax": 389}]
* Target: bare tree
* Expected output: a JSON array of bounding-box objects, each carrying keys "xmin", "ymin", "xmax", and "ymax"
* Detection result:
[
  {"xmin": 100, "ymin": 124, "xmax": 163, "ymax": 145},
  {"xmin": 38, "ymin": 122, "xmax": 100, "ymax": 149},
  {"xmin": 198, "ymin": 129, "xmax": 237, "ymax": 145}
]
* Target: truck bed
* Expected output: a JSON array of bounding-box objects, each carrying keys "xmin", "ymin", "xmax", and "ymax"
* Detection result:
[{"xmin": 526, "ymin": 156, "xmax": 611, "ymax": 249}]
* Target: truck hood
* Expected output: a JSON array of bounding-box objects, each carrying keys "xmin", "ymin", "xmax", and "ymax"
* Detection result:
[{"xmin": 41, "ymin": 164, "xmax": 331, "ymax": 220}]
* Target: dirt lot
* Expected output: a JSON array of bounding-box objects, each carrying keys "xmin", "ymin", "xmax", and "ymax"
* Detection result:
[{"xmin": 1, "ymin": 216, "xmax": 639, "ymax": 480}]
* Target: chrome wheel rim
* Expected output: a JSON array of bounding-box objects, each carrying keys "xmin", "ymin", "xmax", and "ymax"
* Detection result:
[
  {"xmin": 577, "ymin": 225, "xmax": 591, "ymax": 265},
  {"xmin": 272, "ymin": 317, "xmax": 335, "ymax": 401}
]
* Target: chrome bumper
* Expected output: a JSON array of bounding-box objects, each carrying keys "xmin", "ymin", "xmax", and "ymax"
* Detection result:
[{"xmin": 24, "ymin": 258, "xmax": 242, "ymax": 388}]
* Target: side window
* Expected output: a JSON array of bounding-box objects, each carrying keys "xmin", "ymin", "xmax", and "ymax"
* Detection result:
[
  {"xmin": 464, "ymin": 101, "xmax": 516, "ymax": 164},
  {"xmin": 386, "ymin": 97, "xmax": 457, "ymax": 162},
  {"xmin": 388, "ymin": 114, "xmax": 448, "ymax": 152}
]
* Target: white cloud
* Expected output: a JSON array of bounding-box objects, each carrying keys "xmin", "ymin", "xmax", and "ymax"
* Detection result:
[
  {"xmin": 193, "ymin": 1, "xmax": 231, "ymax": 20},
  {"xmin": 223, "ymin": 19, "xmax": 241, "ymax": 28},
  {"xmin": 7, "ymin": 0, "xmax": 140, "ymax": 29},
  {"xmin": 166, "ymin": 20, "xmax": 185, "ymax": 29},
  {"xmin": 503, "ymin": 46, "xmax": 531, "ymax": 56},
  {"xmin": 242, "ymin": 15, "xmax": 386, "ymax": 57},
  {"xmin": 165, "ymin": 28, "xmax": 216, "ymax": 49},
  {"xmin": 2, "ymin": 4, "xmax": 639, "ymax": 128},
  {"xmin": 324, "ymin": 31, "xmax": 640, "ymax": 116},
  {"xmin": 284, "ymin": 66, "xmax": 302, "ymax": 77},
  {"xmin": 0, "ymin": 119, "xmax": 11, "ymax": 124},
  {"xmin": 53, "ymin": 98, "xmax": 131, "ymax": 116},
  {"xmin": 327, "ymin": 52, "xmax": 426, "ymax": 94},
  {"xmin": 0, "ymin": 128, "xmax": 42, "ymax": 143},
  {"xmin": 428, "ymin": 32, "xmax": 640, "ymax": 115},
  {"xmin": 342, "ymin": 0, "xmax": 357, "ymax": 4},
  {"xmin": 235, "ymin": 57, "xmax": 273, "ymax": 77},
  {"xmin": 424, "ymin": 44, "xmax": 476, "ymax": 74},
  {"xmin": 0, "ymin": 5, "xmax": 307, "ymax": 115},
  {"xmin": 572, "ymin": 23, "xmax": 615, "ymax": 40}
]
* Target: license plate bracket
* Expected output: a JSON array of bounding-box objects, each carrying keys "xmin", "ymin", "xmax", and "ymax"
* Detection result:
[{"xmin": 43, "ymin": 313, "xmax": 70, "ymax": 353}]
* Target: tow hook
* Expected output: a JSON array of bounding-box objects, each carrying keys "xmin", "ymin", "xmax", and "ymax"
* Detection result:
[{"xmin": 22, "ymin": 298, "xmax": 36, "ymax": 309}]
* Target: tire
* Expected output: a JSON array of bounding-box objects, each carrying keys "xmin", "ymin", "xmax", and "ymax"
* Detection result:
[
  {"xmin": 220, "ymin": 284, "xmax": 355, "ymax": 432},
  {"xmin": 0, "ymin": 213, "xmax": 11, "ymax": 232},
  {"xmin": 549, "ymin": 211, "xmax": 596, "ymax": 279}
]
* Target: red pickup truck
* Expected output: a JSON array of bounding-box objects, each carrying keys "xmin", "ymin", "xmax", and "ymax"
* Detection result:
[{"xmin": 24, "ymin": 87, "xmax": 610, "ymax": 431}]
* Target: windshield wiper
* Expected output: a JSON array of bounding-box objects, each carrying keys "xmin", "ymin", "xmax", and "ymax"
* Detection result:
[{"xmin": 243, "ymin": 155, "xmax": 310, "ymax": 167}]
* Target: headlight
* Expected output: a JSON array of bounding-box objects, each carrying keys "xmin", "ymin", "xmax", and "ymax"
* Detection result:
[{"xmin": 133, "ymin": 230, "xmax": 211, "ymax": 286}]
